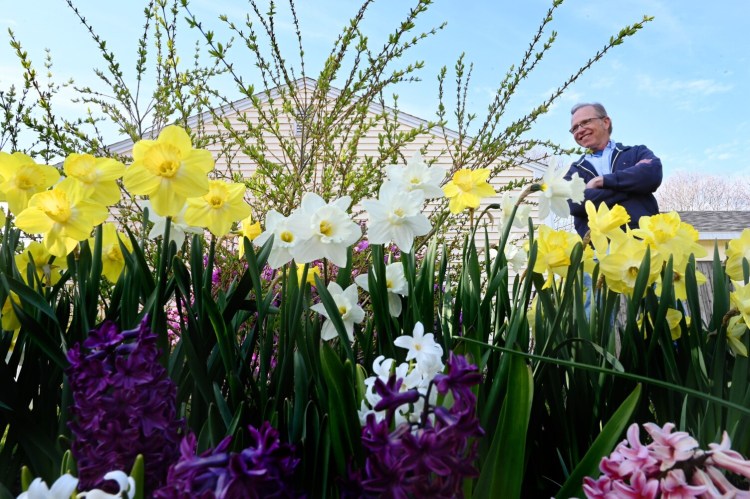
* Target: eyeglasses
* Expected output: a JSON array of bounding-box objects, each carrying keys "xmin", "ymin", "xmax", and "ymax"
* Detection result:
[{"xmin": 569, "ymin": 116, "xmax": 605, "ymax": 134}]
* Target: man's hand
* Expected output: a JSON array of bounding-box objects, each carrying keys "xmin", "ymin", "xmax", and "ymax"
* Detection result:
[{"xmin": 586, "ymin": 176, "xmax": 604, "ymax": 189}]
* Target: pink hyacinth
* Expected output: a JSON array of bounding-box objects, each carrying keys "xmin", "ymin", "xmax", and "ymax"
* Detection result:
[{"xmin": 583, "ymin": 422, "xmax": 750, "ymax": 499}]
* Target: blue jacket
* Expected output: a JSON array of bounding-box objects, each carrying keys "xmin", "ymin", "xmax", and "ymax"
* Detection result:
[{"xmin": 564, "ymin": 143, "xmax": 662, "ymax": 238}]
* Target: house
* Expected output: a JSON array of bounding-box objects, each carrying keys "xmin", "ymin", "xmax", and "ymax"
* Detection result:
[
  {"xmin": 677, "ymin": 211, "xmax": 750, "ymax": 261},
  {"xmin": 105, "ymin": 77, "xmax": 548, "ymax": 251}
]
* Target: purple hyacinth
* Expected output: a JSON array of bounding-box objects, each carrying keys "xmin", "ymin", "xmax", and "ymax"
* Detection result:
[
  {"xmin": 67, "ymin": 316, "xmax": 182, "ymax": 495},
  {"xmin": 153, "ymin": 421, "xmax": 301, "ymax": 498},
  {"xmin": 354, "ymin": 352, "xmax": 484, "ymax": 498}
]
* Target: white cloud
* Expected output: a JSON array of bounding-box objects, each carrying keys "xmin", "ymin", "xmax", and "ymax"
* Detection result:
[{"xmin": 637, "ymin": 75, "xmax": 733, "ymax": 97}]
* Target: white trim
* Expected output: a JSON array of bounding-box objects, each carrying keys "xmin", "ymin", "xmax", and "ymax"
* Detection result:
[{"xmin": 699, "ymin": 231, "xmax": 742, "ymax": 240}]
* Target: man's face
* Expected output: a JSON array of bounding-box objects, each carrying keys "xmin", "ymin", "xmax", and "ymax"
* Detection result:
[{"xmin": 570, "ymin": 106, "xmax": 611, "ymax": 152}]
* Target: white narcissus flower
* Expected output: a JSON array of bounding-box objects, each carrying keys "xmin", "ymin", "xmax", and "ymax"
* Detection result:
[
  {"xmin": 311, "ymin": 282, "xmax": 365, "ymax": 341},
  {"xmin": 253, "ymin": 210, "xmax": 311, "ymax": 269},
  {"xmin": 497, "ymin": 191, "xmax": 531, "ymax": 232},
  {"xmin": 505, "ymin": 241, "xmax": 528, "ymax": 273},
  {"xmin": 537, "ymin": 166, "xmax": 585, "ymax": 219},
  {"xmin": 77, "ymin": 471, "xmax": 136, "ymax": 499},
  {"xmin": 292, "ymin": 193, "xmax": 361, "ymax": 267},
  {"xmin": 141, "ymin": 199, "xmax": 203, "ymax": 249},
  {"xmin": 393, "ymin": 322, "xmax": 444, "ymax": 374},
  {"xmin": 362, "ymin": 182, "xmax": 431, "ymax": 253},
  {"xmin": 355, "ymin": 262, "xmax": 408, "ymax": 317},
  {"xmin": 384, "ymin": 152, "xmax": 448, "ymax": 199},
  {"xmin": 18, "ymin": 474, "xmax": 78, "ymax": 499}
]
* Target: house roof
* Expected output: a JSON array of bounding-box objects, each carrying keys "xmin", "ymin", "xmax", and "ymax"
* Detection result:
[
  {"xmin": 105, "ymin": 77, "xmax": 547, "ymax": 177},
  {"xmin": 676, "ymin": 211, "xmax": 750, "ymax": 237}
]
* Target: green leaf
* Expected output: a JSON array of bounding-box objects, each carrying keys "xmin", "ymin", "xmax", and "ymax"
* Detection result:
[
  {"xmin": 319, "ymin": 343, "xmax": 361, "ymax": 475},
  {"xmin": 130, "ymin": 454, "xmax": 145, "ymax": 499},
  {"xmin": 557, "ymin": 384, "xmax": 642, "ymax": 498},
  {"xmin": 474, "ymin": 353, "xmax": 533, "ymax": 499}
]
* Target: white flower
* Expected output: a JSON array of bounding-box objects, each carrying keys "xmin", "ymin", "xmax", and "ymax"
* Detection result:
[
  {"xmin": 76, "ymin": 471, "xmax": 136, "ymax": 499},
  {"xmin": 384, "ymin": 152, "xmax": 448, "ymax": 199},
  {"xmin": 311, "ymin": 282, "xmax": 365, "ymax": 341},
  {"xmin": 497, "ymin": 191, "xmax": 531, "ymax": 232},
  {"xmin": 291, "ymin": 193, "xmax": 361, "ymax": 267},
  {"xmin": 18, "ymin": 474, "xmax": 78, "ymax": 499},
  {"xmin": 537, "ymin": 166, "xmax": 585, "ymax": 219},
  {"xmin": 505, "ymin": 241, "xmax": 528, "ymax": 272},
  {"xmin": 141, "ymin": 199, "xmax": 203, "ymax": 249},
  {"xmin": 355, "ymin": 262, "xmax": 408, "ymax": 317},
  {"xmin": 362, "ymin": 182, "xmax": 431, "ymax": 253},
  {"xmin": 253, "ymin": 209, "xmax": 311, "ymax": 269},
  {"xmin": 393, "ymin": 322, "xmax": 444, "ymax": 374}
]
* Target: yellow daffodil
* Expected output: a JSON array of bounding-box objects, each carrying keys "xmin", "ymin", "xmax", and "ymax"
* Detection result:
[
  {"xmin": 726, "ymin": 228, "xmax": 750, "ymax": 282},
  {"xmin": 532, "ymin": 224, "xmax": 581, "ymax": 289},
  {"xmin": 731, "ymin": 283, "xmax": 750, "ymax": 326},
  {"xmin": 123, "ymin": 125, "xmax": 214, "ymax": 217},
  {"xmin": 640, "ymin": 308, "xmax": 687, "ymax": 341},
  {"xmin": 58, "ymin": 153, "xmax": 125, "ymax": 206},
  {"xmin": 296, "ymin": 263, "xmax": 321, "ymax": 287},
  {"xmin": 599, "ymin": 236, "xmax": 661, "ymax": 296},
  {"xmin": 582, "ymin": 245, "xmax": 597, "ymax": 274},
  {"xmin": 632, "ymin": 212, "xmax": 706, "ymax": 265},
  {"xmin": 91, "ymin": 223, "xmax": 133, "ymax": 283},
  {"xmin": 238, "ymin": 214, "xmax": 262, "ymax": 257},
  {"xmin": 184, "ymin": 179, "xmax": 251, "ymax": 237},
  {"xmin": 14, "ymin": 183, "xmax": 109, "ymax": 258},
  {"xmin": 1, "ymin": 292, "xmax": 21, "ymax": 331},
  {"xmin": 727, "ymin": 315, "xmax": 748, "ymax": 357},
  {"xmin": 15, "ymin": 241, "xmax": 67, "ymax": 286},
  {"xmin": 442, "ymin": 168, "xmax": 495, "ymax": 214},
  {"xmin": 656, "ymin": 267, "xmax": 707, "ymax": 302},
  {"xmin": 585, "ymin": 201, "xmax": 630, "ymax": 254},
  {"xmin": 665, "ymin": 308, "xmax": 684, "ymax": 341},
  {"xmin": 0, "ymin": 151, "xmax": 60, "ymax": 215}
]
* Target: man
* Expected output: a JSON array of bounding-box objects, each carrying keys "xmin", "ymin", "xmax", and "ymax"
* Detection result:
[{"xmin": 564, "ymin": 102, "xmax": 662, "ymax": 239}]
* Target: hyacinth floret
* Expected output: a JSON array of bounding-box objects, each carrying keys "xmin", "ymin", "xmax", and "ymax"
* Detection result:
[
  {"xmin": 354, "ymin": 352, "xmax": 484, "ymax": 498},
  {"xmin": 66, "ymin": 316, "xmax": 182, "ymax": 495},
  {"xmin": 153, "ymin": 421, "xmax": 300, "ymax": 498},
  {"xmin": 583, "ymin": 422, "xmax": 750, "ymax": 498}
]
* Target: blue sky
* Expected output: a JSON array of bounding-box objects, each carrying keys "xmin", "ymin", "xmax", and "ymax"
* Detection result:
[{"xmin": 1, "ymin": 0, "xmax": 748, "ymax": 178}]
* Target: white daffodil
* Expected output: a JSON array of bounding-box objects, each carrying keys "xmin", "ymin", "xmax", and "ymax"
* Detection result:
[
  {"xmin": 253, "ymin": 209, "xmax": 311, "ymax": 269},
  {"xmin": 362, "ymin": 182, "xmax": 431, "ymax": 253},
  {"xmin": 537, "ymin": 166, "xmax": 585, "ymax": 219},
  {"xmin": 497, "ymin": 191, "xmax": 531, "ymax": 232},
  {"xmin": 76, "ymin": 471, "xmax": 136, "ymax": 499},
  {"xmin": 18, "ymin": 474, "xmax": 78, "ymax": 499},
  {"xmin": 504, "ymin": 241, "xmax": 528, "ymax": 273},
  {"xmin": 141, "ymin": 199, "xmax": 203, "ymax": 249},
  {"xmin": 355, "ymin": 261, "xmax": 408, "ymax": 317},
  {"xmin": 364, "ymin": 355, "xmax": 396, "ymax": 407},
  {"xmin": 291, "ymin": 193, "xmax": 361, "ymax": 267},
  {"xmin": 393, "ymin": 322, "xmax": 444, "ymax": 374},
  {"xmin": 384, "ymin": 152, "xmax": 448, "ymax": 199},
  {"xmin": 311, "ymin": 282, "xmax": 365, "ymax": 341}
]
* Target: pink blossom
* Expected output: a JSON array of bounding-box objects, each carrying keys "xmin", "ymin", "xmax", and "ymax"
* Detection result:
[
  {"xmin": 611, "ymin": 470, "xmax": 658, "ymax": 499},
  {"xmin": 643, "ymin": 422, "xmax": 699, "ymax": 471},
  {"xmin": 583, "ymin": 475, "xmax": 612, "ymax": 498},
  {"xmin": 708, "ymin": 432, "xmax": 750, "ymax": 479},
  {"xmin": 659, "ymin": 469, "xmax": 708, "ymax": 498},
  {"xmin": 615, "ymin": 424, "xmax": 659, "ymax": 477}
]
